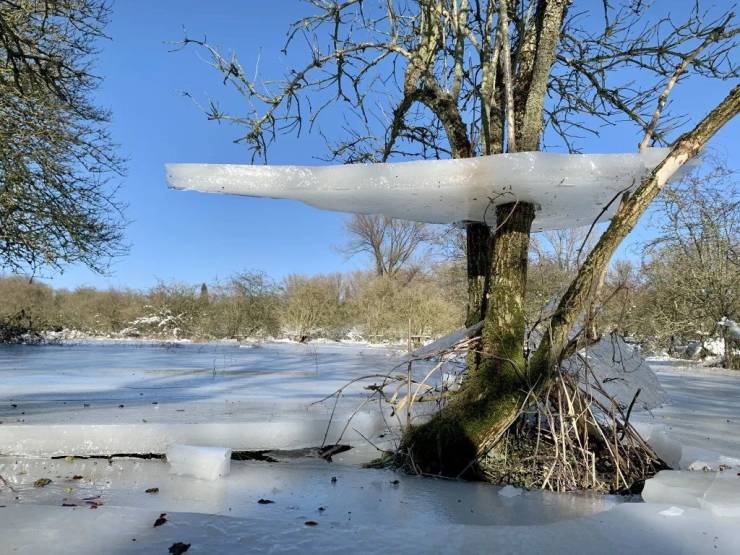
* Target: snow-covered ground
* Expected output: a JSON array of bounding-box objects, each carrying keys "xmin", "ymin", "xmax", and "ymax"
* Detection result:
[{"xmin": 1, "ymin": 342, "xmax": 738, "ymax": 554}]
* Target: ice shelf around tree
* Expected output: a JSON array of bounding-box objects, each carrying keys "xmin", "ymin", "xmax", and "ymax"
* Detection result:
[{"xmin": 166, "ymin": 148, "xmax": 673, "ymax": 231}]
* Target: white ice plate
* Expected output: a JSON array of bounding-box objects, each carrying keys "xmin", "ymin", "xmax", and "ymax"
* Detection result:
[{"xmin": 166, "ymin": 149, "xmax": 673, "ymax": 231}]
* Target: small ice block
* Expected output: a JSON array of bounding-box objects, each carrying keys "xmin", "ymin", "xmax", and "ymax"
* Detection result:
[{"xmin": 166, "ymin": 444, "xmax": 232, "ymax": 480}]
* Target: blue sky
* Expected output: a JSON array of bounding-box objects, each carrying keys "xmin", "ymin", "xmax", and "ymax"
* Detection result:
[{"xmin": 44, "ymin": 0, "xmax": 738, "ymax": 290}]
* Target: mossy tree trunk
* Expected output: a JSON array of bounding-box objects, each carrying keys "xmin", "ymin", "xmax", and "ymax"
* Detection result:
[
  {"xmin": 403, "ymin": 0, "xmax": 570, "ymax": 476},
  {"xmin": 404, "ymin": 202, "xmax": 537, "ymax": 476}
]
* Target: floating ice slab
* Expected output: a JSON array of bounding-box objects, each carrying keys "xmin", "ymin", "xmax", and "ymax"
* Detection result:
[
  {"xmin": 643, "ymin": 470, "xmax": 740, "ymax": 518},
  {"xmin": 167, "ymin": 444, "xmax": 231, "ymax": 480},
  {"xmin": 642, "ymin": 471, "xmax": 714, "ymax": 508},
  {"xmin": 166, "ymin": 149, "xmax": 672, "ymax": 231},
  {"xmin": 703, "ymin": 472, "xmax": 740, "ymax": 518}
]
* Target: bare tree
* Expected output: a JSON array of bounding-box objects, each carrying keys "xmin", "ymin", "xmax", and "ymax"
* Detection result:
[
  {"xmin": 532, "ymin": 226, "xmax": 593, "ymax": 271},
  {"xmin": 179, "ymin": 1, "xmax": 738, "ymax": 477},
  {"xmin": 0, "ymin": 0, "xmax": 125, "ymax": 275},
  {"xmin": 342, "ymin": 214, "xmax": 431, "ymax": 276},
  {"xmin": 627, "ymin": 155, "xmax": 739, "ymax": 365}
]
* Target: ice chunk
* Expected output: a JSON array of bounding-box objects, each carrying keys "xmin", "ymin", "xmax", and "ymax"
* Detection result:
[
  {"xmin": 646, "ymin": 429, "xmax": 684, "ymax": 469},
  {"xmin": 498, "ymin": 485, "xmax": 523, "ymax": 498},
  {"xmin": 407, "ymin": 321, "xmax": 483, "ymax": 359},
  {"xmin": 166, "ymin": 149, "xmax": 674, "ymax": 232},
  {"xmin": 643, "ymin": 426, "xmax": 740, "ymax": 471},
  {"xmin": 642, "ymin": 470, "xmax": 712, "ymax": 508},
  {"xmin": 562, "ymin": 333, "xmax": 666, "ymax": 411},
  {"xmin": 166, "ymin": 444, "xmax": 231, "ymax": 481},
  {"xmin": 643, "ymin": 469, "xmax": 740, "ymax": 517},
  {"xmin": 658, "ymin": 506, "xmax": 684, "ymax": 516},
  {"xmin": 701, "ymin": 472, "xmax": 740, "ymax": 518}
]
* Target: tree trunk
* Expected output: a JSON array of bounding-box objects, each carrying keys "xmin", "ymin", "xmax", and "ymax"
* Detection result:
[
  {"xmin": 480, "ymin": 202, "xmax": 535, "ymax": 379},
  {"xmin": 465, "ymin": 222, "xmax": 491, "ymax": 326},
  {"xmin": 726, "ymin": 336, "xmax": 740, "ymax": 370},
  {"xmin": 403, "ymin": 202, "xmax": 536, "ymax": 476}
]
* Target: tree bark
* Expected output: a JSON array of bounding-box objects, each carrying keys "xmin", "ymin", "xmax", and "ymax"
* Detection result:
[
  {"xmin": 481, "ymin": 203, "xmax": 535, "ymax": 378},
  {"xmin": 465, "ymin": 222, "xmax": 491, "ymax": 326}
]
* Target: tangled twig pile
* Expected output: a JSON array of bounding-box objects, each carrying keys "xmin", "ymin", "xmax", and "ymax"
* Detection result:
[
  {"xmin": 475, "ymin": 369, "xmax": 665, "ymax": 493},
  {"xmin": 316, "ymin": 335, "xmax": 666, "ymax": 493}
]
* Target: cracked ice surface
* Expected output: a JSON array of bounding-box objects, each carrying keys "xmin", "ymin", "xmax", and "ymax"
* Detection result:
[{"xmin": 166, "ymin": 149, "xmax": 673, "ymax": 231}]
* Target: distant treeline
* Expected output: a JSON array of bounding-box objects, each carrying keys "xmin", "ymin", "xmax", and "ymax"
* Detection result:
[
  {"xmin": 0, "ymin": 267, "xmax": 465, "ymax": 343},
  {"xmin": 1, "ymin": 220, "xmax": 736, "ymax": 352}
]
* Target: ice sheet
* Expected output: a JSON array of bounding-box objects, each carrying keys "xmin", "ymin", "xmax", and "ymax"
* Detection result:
[
  {"xmin": 1, "ymin": 498, "xmax": 738, "ymax": 554},
  {"xmin": 166, "ymin": 149, "xmax": 671, "ymax": 231},
  {"xmin": 633, "ymin": 360, "xmax": 740, "ymax": 466},
  {"xmin": 0, "ymin": 342, "xmax": 409, "ymax": 455},
  {"xmin": 0, "ymin": 456, "xmax": 621, "ymax": 526},
  {"xmin": 2, "ymin": 455, "xmax": 738, "ymax": 554},
  {"xmin": 1, "ymin": 347, "xmax": 739, "ymax": 553}
]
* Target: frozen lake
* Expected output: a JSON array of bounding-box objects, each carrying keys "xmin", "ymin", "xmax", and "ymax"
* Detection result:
[
  {"xmin": 0, "ymin": 341, "xmax": 411, "ymax": 455},
  {"xmin": 1, "ymin": 341, "xmax": 739, "ymax": 554}
]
